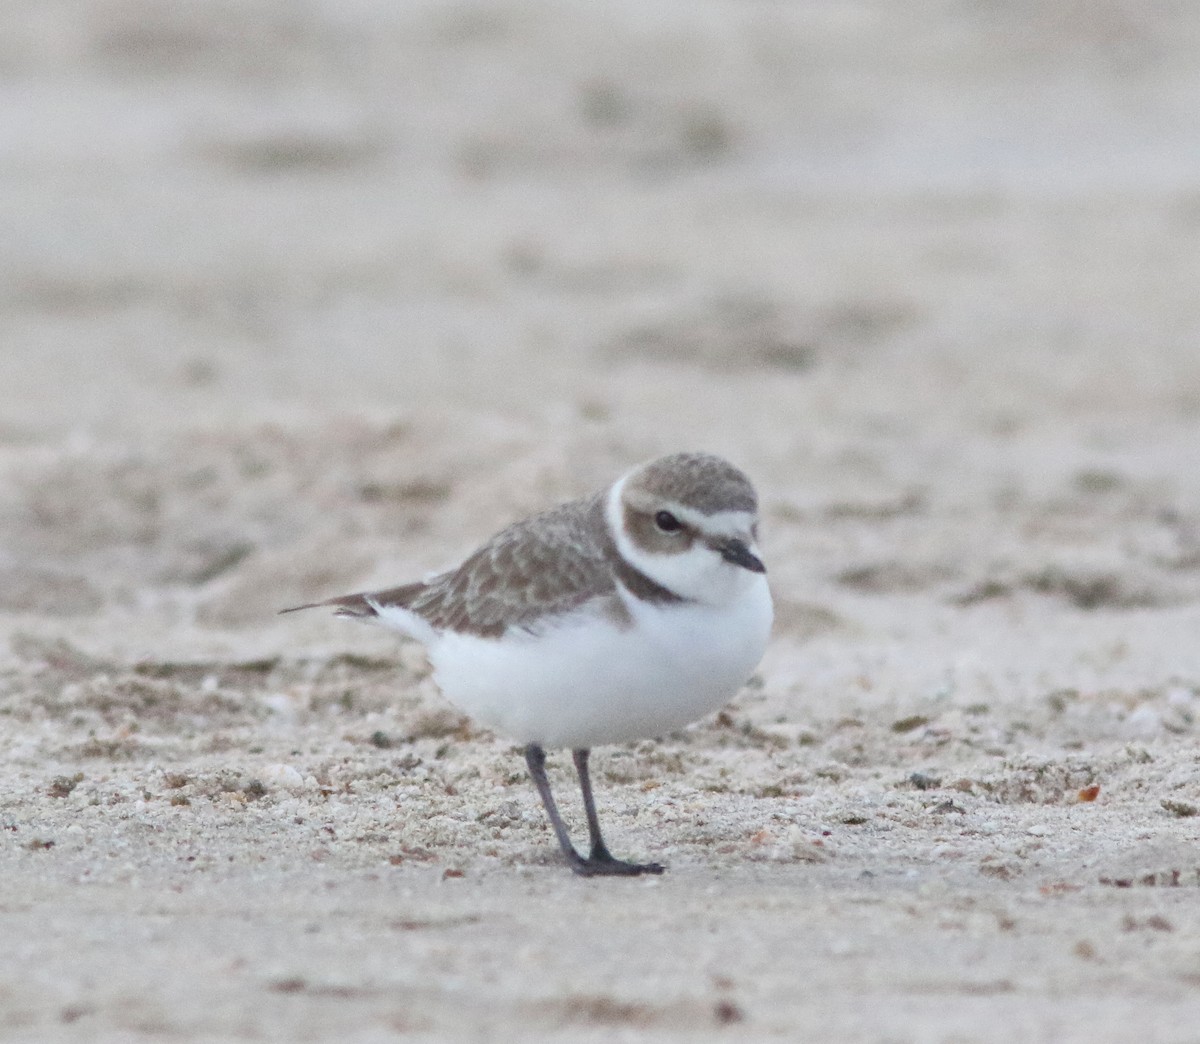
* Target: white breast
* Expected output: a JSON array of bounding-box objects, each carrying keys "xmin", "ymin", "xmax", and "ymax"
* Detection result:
[{"xmin": 426, "ymin": 576, "xmax": 773, "ymax": 749}]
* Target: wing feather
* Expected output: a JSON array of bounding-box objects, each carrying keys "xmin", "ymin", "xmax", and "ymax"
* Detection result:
[{"xmin": 282, "ymin": 494, "xmax": 616, "ymax": 639}]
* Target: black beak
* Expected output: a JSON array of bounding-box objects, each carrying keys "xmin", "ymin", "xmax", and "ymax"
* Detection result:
[{"xmin": 717, "ymin": 538, "xmax": 766, "ymax": 574}]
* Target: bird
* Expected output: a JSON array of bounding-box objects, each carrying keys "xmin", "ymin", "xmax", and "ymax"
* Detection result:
[{"xmin": 282, "ymin": 452, "xmax": 772, "ymax": 876}]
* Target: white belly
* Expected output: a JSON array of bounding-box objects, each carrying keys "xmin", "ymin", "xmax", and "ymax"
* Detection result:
[{"xmin": 426, "ymin": 578, "xmax": 773, "ymax": 748}]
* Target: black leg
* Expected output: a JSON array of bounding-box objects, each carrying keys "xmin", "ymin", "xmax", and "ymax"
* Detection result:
[
  {"xmin": 524, "ymin": 743, "xmax": 589, "ymax": 873},
  {"xmin": 523, "ymin": 744, "xmax": 664, "ymax": 877},
  {"xmin": 573, "ymin": 748, "xmax": 664, "ymax": 876},
  {"xmin": 573, "ymin": 748, "xmax": 613, "ymax": 860}
]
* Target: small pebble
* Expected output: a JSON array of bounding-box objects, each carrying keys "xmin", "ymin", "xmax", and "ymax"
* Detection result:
[{"xmin": 260, "ymin": 764, "xmax": 305, "ymax": 791}]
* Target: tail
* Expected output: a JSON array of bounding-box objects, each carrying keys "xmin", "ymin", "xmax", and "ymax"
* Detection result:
[
  {"xmin": 279, "ymin": 582, "xmax": 427, "ymax": 621},
  {"xmin": 279, "ymin": 594, "xmax": 377, "ymax": 619}
]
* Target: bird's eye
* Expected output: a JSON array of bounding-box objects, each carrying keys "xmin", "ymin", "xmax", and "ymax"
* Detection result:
[{"xmin": 654, "ymin": 510, "xmax": 683, "ymax": 533}]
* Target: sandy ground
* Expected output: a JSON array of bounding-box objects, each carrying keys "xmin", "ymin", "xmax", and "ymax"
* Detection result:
[{"xmin": 4, "ymin": 1, "xmax": 1200, "ymax": 1040}]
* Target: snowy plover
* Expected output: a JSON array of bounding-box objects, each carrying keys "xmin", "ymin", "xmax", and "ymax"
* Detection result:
[{"xmin": 284, "ymin": 452, "xmax": 772, "ymax": 875}]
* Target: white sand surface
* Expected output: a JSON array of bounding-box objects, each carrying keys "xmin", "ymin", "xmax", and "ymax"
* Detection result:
[{"xmin": 3, "ymin": 2, "xmax": 1200, "ymax": 1040}]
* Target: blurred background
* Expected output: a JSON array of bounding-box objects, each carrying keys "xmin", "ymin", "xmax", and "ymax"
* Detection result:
[
  {"xmin": 4, "ymin": 0, "xmax": 1199, "ymax": 434},
  {"xmin": 2, "ymin": 0, "xmax": 1200, "ymax": 667}
]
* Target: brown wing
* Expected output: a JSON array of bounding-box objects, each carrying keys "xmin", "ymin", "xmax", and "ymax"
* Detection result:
[
  {"xmin": 281, "ymin": 494, "xmax": 616, "ymax": 638},
  {"xmin": 403, "ymin": 493, "xmax": 616, "ymax": 638}
]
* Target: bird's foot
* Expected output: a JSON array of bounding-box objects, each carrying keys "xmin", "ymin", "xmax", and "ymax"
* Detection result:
[{"xmin": 566, "ymin": 846, "xmax": 665, "ymax": 877}]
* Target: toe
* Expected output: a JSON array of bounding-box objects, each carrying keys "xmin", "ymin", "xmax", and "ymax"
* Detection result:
[{"xmin": 574, "ymin": 857, "xmax": 665, "ymax": 877}]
